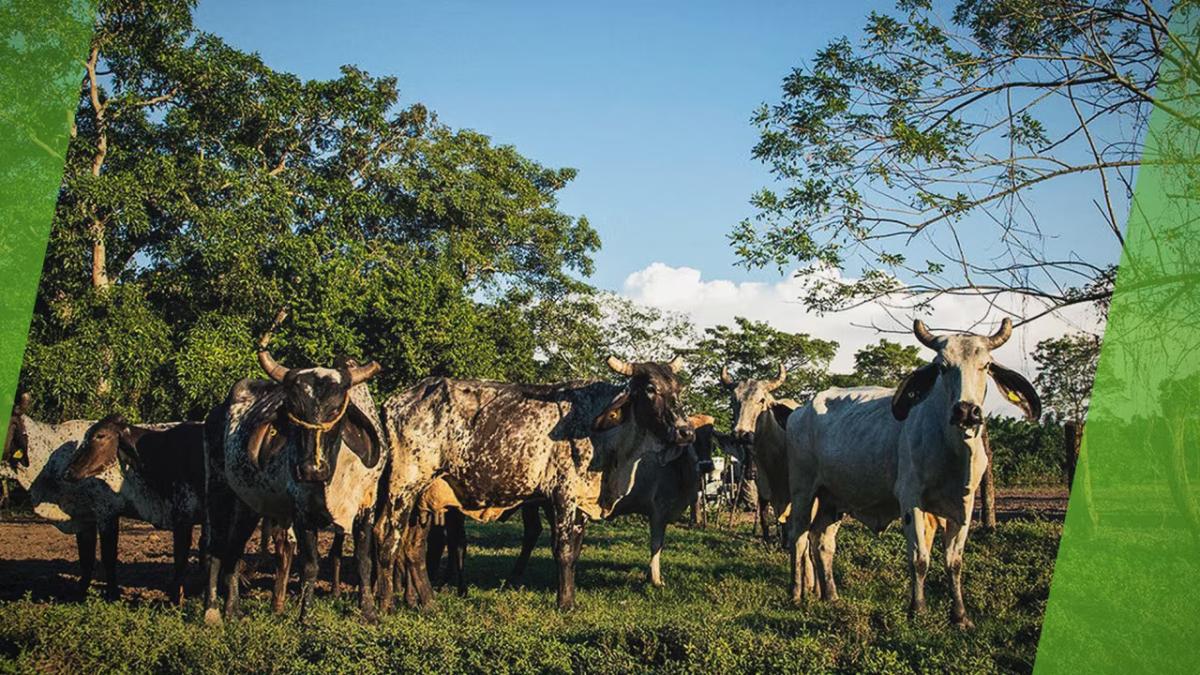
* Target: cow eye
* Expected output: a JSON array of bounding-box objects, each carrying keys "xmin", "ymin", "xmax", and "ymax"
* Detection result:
[{"xmin": 644, "ymin": 384, "xmax": 657, "ymax": 394}]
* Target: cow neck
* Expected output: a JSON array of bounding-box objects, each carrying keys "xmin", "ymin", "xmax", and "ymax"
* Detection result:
[
  {"xmin": 920, "ymin": 383, "xmax": 988, "ymax": 497},
  {"xmin": 753, "ymin": 404, "xmax": 790, "ymax": 506}
]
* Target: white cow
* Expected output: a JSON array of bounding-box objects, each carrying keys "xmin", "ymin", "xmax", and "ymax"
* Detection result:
[{"xmin": 784, "ymin": 319, "xmax": 1039, "ymax": 627}]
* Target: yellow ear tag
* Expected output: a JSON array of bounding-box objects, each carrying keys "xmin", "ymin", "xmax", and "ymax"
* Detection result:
[
  {"xmin": 11, "ymin": 450, "xmax": 22, "ymax": 459},
  {"xmin": 1007, "ymin": 391, "xmax": 1021, "ymax": 402}
]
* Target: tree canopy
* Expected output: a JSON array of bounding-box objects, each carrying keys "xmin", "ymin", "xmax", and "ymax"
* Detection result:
[
  {"xmin": 20, "ymin": 0, "xmax": 615, "ymax": 421},
  {"xmin": 732, "ymin": 0, "xmax": 1181, "ymax": 328}
]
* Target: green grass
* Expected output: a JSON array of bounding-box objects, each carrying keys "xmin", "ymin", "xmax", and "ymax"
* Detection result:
[{"xmin": 0, "ymin": 516, "xmax": 1060, "ymax": 674}]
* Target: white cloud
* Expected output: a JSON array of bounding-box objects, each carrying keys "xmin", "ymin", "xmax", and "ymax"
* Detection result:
[{"xmin": 622, "ymin": 262, "xmax": 1104, "ymax": 414}]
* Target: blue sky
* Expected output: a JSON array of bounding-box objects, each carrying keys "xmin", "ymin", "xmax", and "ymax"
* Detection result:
[{"xmin": 194, "ymin": 0, "xmax": 899, "ymax": 291}]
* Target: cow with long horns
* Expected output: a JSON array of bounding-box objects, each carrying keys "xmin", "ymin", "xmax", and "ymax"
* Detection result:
[
  {"xmin": 784, "ymin": 318, "xmax": 1039, "ymax": 627},
  {"xmin": 203, "ymin": 314, "xmax": 386, "ymax": 624},
  {"xmin": 373, "ymin": 355, "xmax": 696, "ymax": 611}
]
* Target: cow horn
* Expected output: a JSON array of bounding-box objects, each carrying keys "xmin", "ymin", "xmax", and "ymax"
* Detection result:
[
  {"xmin": 606, "ymin": 355, "xmax": 634, "ymax": 377},
  {"xmin": 988, "ymin": 318, "xmax": 1013, "ymax": 349},
  {"xmin": 257, "ymin": 308, "xmax": 290, "ymax": 382},
  {"xmin": 667, "ymin": 355, "xmax": 685, "ymax": 373},
  {"xmin": 913, "ymin": 319, "xmax": 938, "ymax": 349},
  {"xmin": 720, "ymin": 365, "xmax": 735, "ymax": 388},
  {"xmin": 258, "ymin": 348, "xmax": 289, "ymax": 383},
  {"xmin": 16, "ymin": 392, "xmax": 30, "ymax": 412},
  {"xmin": 348, "ymin": 360, "xmax": 382, "ymax": 386},
  {"xmin": 766, "ymin": 363, "xmax": 787, "ymax": 391}
]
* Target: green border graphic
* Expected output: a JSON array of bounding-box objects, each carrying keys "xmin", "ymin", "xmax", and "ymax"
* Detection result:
[
  {"xmin": 0, "ymin": 0, "xmax": 96, "ymax": 453},
  {"xmin": 1035, "ymin": 7, "xmax": 1200, "ymax": 673}
]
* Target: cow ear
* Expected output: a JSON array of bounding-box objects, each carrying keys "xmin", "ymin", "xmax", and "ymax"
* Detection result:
[
  {"xmin": 593, "ymin": 390, "xmax": 630, "ymax": 432},
  {"xmin": 989, "ymin": 361, "xmax": 1041, "ymax": 421},
  {"xmin": 891, "ymin": 364, "xmax": 940, "ymax": 421},
  {"xmin": 770, "ymin": 402, "xmax": 794, "ymax": 429}
]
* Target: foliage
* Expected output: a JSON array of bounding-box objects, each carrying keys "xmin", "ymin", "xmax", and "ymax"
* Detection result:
[
  {"xmin": 0, "ymin": 516, "xmax": 1061, "ymax": 674},
  {"xmin": 683, "ymin": 317, "xmax": 838, "ymax": 428},
  {"xmin": 827, "ymin": 339, "xmax": 926, "ymax": 388},
  {"xmin": 1032, "ymin": 333, "xmax": 1101, "ymax": 424},
  {"xmin": 731, "ymin": 0, "xmax": 1178, "ymax": 324},
  {"xmin": 19, "ymin": 0, "xmax": 683, "ymax": 422},
  {"xmin": 988, "ymin": 415, "xmax": 1066, "ymax": 487}
]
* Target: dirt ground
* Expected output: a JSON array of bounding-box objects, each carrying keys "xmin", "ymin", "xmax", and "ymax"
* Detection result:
[{"xmin": 0, "ymin": 487, "xmax": 1067, "ymax": 606}]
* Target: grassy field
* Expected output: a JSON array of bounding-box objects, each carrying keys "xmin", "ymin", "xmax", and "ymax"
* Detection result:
[{"xmin": 0, "ymin": 515, "xmax": 1060, "ymax": 674}]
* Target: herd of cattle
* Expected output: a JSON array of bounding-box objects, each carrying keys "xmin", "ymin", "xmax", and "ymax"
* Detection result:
[{"xmin": 1, "ymin": 315, "xmax": 1039, "ymax": 628}]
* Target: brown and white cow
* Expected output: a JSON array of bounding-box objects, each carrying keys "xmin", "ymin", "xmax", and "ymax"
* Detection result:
[
  {"xmin": 66, "ymin": 414, "xmax": 207, "ymax": 603},
  {"xmin": 373, "ymin": 355, "xmax": 696, "ymax": 611},
  {"xmin": 203, "ymin": 325, "xmax": 386, "ymax": 625}
]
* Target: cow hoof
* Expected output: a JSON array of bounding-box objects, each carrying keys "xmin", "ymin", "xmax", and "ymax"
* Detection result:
[
  {"xmin": 203, "ymin": 608, "xmax": 222, "ymax": 626},
  {"xmin": 951, "ymin": 615, "xmax": 975, "ymax": 630}
]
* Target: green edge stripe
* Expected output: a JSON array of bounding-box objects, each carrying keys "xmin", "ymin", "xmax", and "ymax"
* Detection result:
[
  {"xmin": 1035, "ymin": 7, "xmax": 1200, "ymax": 673},
  {"xmin": 0, "ymin": 0, "xmax": 96, "ymax": 457}
]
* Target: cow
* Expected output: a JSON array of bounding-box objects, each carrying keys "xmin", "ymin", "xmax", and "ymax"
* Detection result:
[
  {"xmin": 3, "ymin": 394, "xmax": 128, "ymax": 597},
  {"xmin": 65, "ymin": 415, "xmax": 207, "ymax": 604},
  {"xmin": 373, "ymin": 355, "xmax": 696, "ymax": 611},
  {"xmin": 784, "ymin": 318, "xmax": 1039, "ymax": 627},
  {"xmin": 720, "ymin": 364, "xmax": 799, "ymax": 545},
  {"xmin": 423, "ymin": 499, "xmax": 552, "ymax": 596},
  {"xmin": 202, "ymin": 325, "xmax": 386, "ymax": 625}
]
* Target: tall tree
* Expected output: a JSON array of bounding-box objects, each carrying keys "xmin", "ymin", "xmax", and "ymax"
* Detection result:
[
  {"xmin": 21, "ymin": 0, "xmax": 600, "ymax": 422},
  {"xmin": 732, "ymin": 0, "xmax": 1180, "ymax": 326},
  {"xmin": 1033, "ymin": 332, "xmax": 1102, "ymax": 424}
]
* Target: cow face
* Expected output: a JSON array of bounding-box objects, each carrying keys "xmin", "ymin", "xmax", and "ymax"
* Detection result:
[
  {"xmin": 69, "ymin": 415, "xmax": 129, "ymax": 481},
  {"xmin": 595, "ymin": 355, "xmax": 695, "ymax": 447},
  {"xmin": 722, "ymin": 364, "xmax": 787, "ymax": 445},
  {"xmin": 892, "ymin": 319, "xmax": 1041, "ymax": 443},
  {"xmin": 689, "ymin": 414, "xmax": 716, "ymax": 475},
  {"xmin": 4, "ymin": 393, "xmax": 31, "ymax": 471},
  {"xmin": 258, "ymin": 346, "xmax": 382, "ymax": 484}
]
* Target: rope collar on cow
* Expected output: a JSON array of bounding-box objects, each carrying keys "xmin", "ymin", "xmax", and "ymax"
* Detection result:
[{"xmin": 285, "ymin": 392, "xmax": 351, "ymax": 471}]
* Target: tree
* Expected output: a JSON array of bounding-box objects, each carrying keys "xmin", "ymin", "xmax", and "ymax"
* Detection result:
[
  {"xmin": 731, "ymin": 0, "xmax": 1183, "ymax": 326},
  {"xmin": 685, "ymin": 317, "xmax": 839, "ymax": 428},
  {"xmin": 1033, "ymin": 332, "xmax": 1102, "ymax": 424},
  {"xmin": 21, "ymin": 0, "xmax": 600, "ymax": 422},
  {"xmin": 828, "ymin": 339, "xmax": 925, "ymax": 387}
]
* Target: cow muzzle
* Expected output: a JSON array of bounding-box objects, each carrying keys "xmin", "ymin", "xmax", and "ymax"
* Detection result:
[
  {"xmin": 950, "ymin": 401, "xmax": 983, "ymax": 432},
  {"xmin": 294, "ymin": 456, "xmax": 334, "ymax": 483},
  {"xmin": 670, "ymin": 422, "xmax": 695, "ymax": 446}
]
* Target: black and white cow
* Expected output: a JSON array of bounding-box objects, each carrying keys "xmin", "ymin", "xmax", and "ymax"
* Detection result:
[
  {"xmin": 203, "ymin": 330, "xmax": 386, "ymax": 625},
  {"xmin": 373, "ymin": 355, "xmax": 696, "ymax": 611}
]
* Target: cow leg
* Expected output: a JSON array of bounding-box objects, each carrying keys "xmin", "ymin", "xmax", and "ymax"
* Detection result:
[
  {"xmin": 902, "ymin": 504, "xmax": 933, "ymax": 617},
  {"xmin": 757, "ymin": 496, "xmax": 773, "ymax": 544},
  {"xmin": 786, "ymin": 489, "xmax": 817, "ymax": 604},
  {"xmin": 447, "ymin": 510, "xmax": 467, "ymax": 597},
  {"xmin": 329, "ymin": 530, "xmax": 345, "ymax": 599},
  {"xmin": 353, "ymin": 513, "xmax": 378, "ymax": 623},
  {"xmin": 551, "ymin": 498, "xmax": 585, "ymax": 610},
  {"xmin": 944, "ymin": 517, "xmax": 974, "ymax": 628},
  {"xmin": 648, "ymin": 510, "xmax": 668, "ymax": 587},
  {"xmin": 99, "ymin": 518, "xmax": 120, "ymax": 600},
  {"xmin": 296, "ymin": 526, "xmax": 320, "ymax": 623},
  {"xmin": 75, "ymin": 525, "xmax": 97, "ymax": 596},
  {"xmin": 508, "ymin": 502, "xmax": 543, "ymax": 584},
  {"xmin": 809, "ymin": 501, "xmax": 841, "ymax": 602},
  {"xmin": 219, "ymin": 502, "xmax": 260, "ymax": 621},
  {"xmin": 372, "ymin": 501, "xmax": 402, "ymax": 614},
  {"xmin": 426, "ymin": 523, "xmax": 447, "ymax": 589},
  {"xmin": 171, "ymin": 522, "xmax": 193, "ymax": 606},
  {"xmin": 271, "ymin": 526, "xmax": 295, "ymax": 614},
  {"xmin": 400, "ymin": 507, "xmax": 435, "ymax": 610}
]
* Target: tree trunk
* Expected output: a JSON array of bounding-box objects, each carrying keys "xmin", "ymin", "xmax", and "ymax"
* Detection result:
[
  {"xmin": 1064, "ymin": 421, "xmax": 1082, "ymax": 488},
  {"xmin": 979, "ymin": 425, "xmax": 997, "ymax": 530}
]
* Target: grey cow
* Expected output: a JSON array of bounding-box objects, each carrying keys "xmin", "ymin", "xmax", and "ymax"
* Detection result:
[{"xmin": 784, "ymin": 318, "xmax": 1039, "ymax": 627}]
